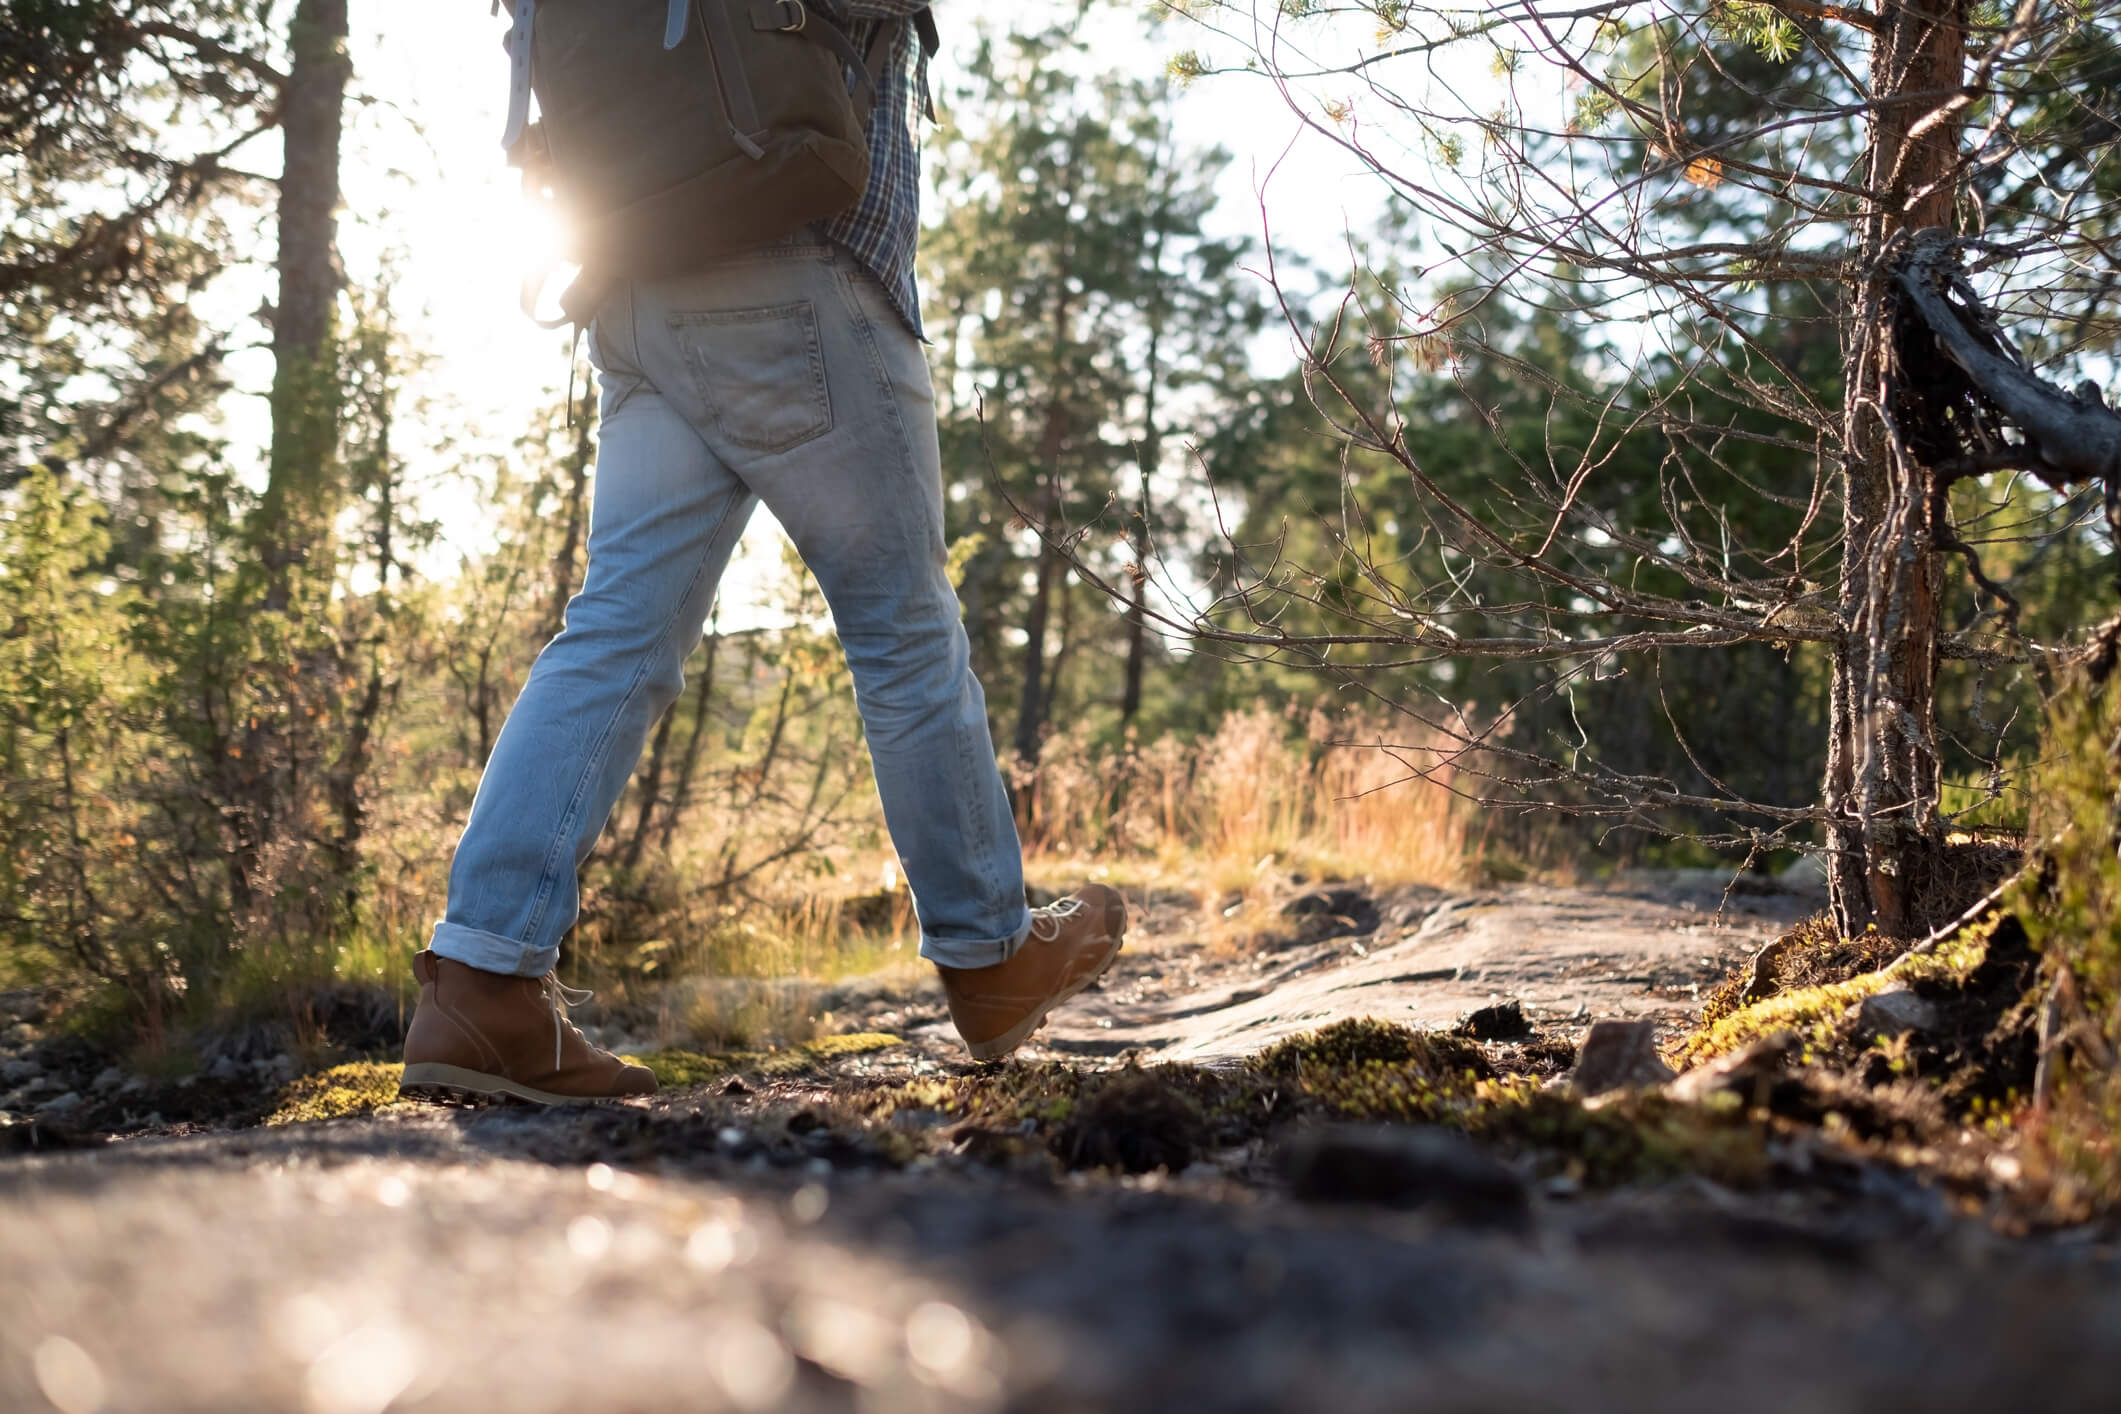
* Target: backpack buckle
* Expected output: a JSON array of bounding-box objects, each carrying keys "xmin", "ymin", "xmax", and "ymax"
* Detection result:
[{"xmin": 770, "ymin": 0, "xmax": 805, "ymax": 33}]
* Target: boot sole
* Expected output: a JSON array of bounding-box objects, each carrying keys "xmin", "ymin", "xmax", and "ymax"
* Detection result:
[
  {"xmin": 398, "ymin": 1062, "xmax": 640, "ymax": 1108},
  {"xmin": 965, "ymin": 935, "xmax": 1125, "ymax": 1063}
]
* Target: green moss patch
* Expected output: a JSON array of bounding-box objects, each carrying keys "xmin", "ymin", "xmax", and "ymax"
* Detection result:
[
  {"xmin": 762, "ymin": 1031, "xmax": 902, "ymax": 1071},
  {"xmin": 1254, "ymin": 1017, "xmax": 1493, "ymax": 1082},
  {"xmin": 1678, "ymin": 914, "xmax": 2001, "ymax": 1072},
  {"xmin": 630, "ymin": 1031, "xmax": 902, "ymax": 1090},
  {"xmin": 848, "ymin": 1018, "xmax": 1776, "ymax": 1189},
  {"xmin": 1698, "ymin": 914, "xmax": 1896, "ymax": 1028},
  {"xmin": 267, "ymin": 1062, "xmax": 406, "ymax": 1126}
]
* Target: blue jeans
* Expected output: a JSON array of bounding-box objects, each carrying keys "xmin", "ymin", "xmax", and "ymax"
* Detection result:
[{"xmin": 429, "ymin": 241, "xmax": 1031, "ymax": 976}]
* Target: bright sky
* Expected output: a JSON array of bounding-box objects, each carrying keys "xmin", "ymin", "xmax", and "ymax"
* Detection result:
[{"xmin": 323, "ymin": 3, "xmax": 1403, "ymax": 620}]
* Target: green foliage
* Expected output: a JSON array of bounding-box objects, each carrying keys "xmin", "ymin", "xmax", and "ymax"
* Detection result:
[
  {"xmin": 0, "ymin": 469, "xmax": 160, "ymax": 986},
  {"xmin": 927, "ymin": 19, "xmax": 1265, "ymax": 748},
  {"xmin": 2015, "ymin": 670, "xmax": 2121, "ymax": 1203}
]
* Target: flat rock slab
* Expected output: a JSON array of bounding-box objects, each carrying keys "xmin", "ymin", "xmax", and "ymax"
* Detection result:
[{"xmin": 983, "ymin": 882, "xmax": 1797, "ymax": 1067}]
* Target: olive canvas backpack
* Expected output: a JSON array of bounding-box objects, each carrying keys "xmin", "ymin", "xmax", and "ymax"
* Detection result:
[{"xmin": 499, "ymin": 0, "xmax": 937, "ymax": 325}]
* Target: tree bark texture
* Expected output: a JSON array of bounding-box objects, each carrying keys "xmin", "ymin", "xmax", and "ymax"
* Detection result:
[
  {"xmin": 263, "ymin": 0, "xmax": 351, "ymax": 546},
  {"xmin": 1827, "ymin": 0, "xmax": 1965, "ymax": 938},
  {"xmin": 545, "ymin": 411, "xmax": 594, "ymax": 644}
]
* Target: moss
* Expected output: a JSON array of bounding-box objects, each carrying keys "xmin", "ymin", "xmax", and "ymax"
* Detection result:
[
  {"xmin": 872, "ymin": 1062, "xmax": 1089, "ymax": 1130},
  {"xmin": 1699, "ymin": 914, "xmax": 1893, "ymax": 1027},
  {"xmin": 1678, "ymin": 915, "xmax": 1999, "ymax": 1071},
  {"xmin": 630, "ymin": 1050, "xmax": 737, "ymax": 1089},
  {"xmin": 631, "ymin": 1032, "xmax": 903, "ymax": 1089},
  {"xmin": 759, "ymin": 1031, "xmax": 901, "ymax": 1072},
  {"xmin": 1254, "ymin": 1017, "xmax": 1492, "ymax": 1082},
  {"xmin": 266, "ymin": 1062, "xmax": 406, "ymax": 1126},
  {"xmin": 1476, "ymin": 1085, "xmax": 1770, "ymax": 1187},
  {"xmin": 1051, "ymin": 1068, "xmax": 1208, "ymax": 1173}
]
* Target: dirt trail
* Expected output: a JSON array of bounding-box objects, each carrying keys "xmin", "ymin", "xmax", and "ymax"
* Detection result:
[{"xmin": 5, "ymin": 878, "xmax": 2119, "ymax": 1414}]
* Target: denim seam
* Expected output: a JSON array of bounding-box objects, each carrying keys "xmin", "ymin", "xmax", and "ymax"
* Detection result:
[
  {"xmin": 712, "ymin": 243, "xmax": 835, "ymax": 265},
  {"xmin": 956, "ymin": 705, "xmax": 1002, "ymax": 905},
  {"xmin": 833, "ymin": 267, "xmax": 917, "ymax": 478},
  {"xmin": 519, "ymin": 499, "xmax": 735, "ymax": 947},
  {"xmin": 590, "ymin": 282, "xmax": 648, "ymax": 420}
]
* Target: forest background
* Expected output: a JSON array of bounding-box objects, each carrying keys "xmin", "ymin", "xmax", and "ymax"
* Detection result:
[{"xmin": 4, "ymin": 0, "xmax": 2118, "ymax": 1083}]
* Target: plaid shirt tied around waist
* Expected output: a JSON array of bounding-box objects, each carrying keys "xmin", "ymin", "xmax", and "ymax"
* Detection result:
[{"xmin": 826, "ymin": 2, "xmax": 933, "ymax": 339}]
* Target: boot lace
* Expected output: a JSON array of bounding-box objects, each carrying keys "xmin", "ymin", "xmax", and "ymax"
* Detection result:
[
  {"xmin": 541, "ymin": 975, "xmax": 595, "ymax": 1071},
  {"xmin": 1028, "ymin": 895, "xmax": 1087, "ymax": 942}
]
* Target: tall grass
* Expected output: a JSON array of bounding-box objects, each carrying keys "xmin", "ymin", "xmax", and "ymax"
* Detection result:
[{"xmin": 1017, "ymin": 706, "xmax": 1472, "ymax": 892}]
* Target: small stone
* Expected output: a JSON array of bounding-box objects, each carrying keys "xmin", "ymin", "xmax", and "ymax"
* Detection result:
[
  {"xmin": 719, "ymin": 1075, "xmax": 752, "ymax": 1097},
  {"xmin": 1280, "ymin": 887, "xmax": 1382, "ymax": 942},
  {"xmin": 118, "ymin": 1076, "xmax": 148, "ymax": 1097},
  {"xmin": 205, "ymin": 1055, "xmax": 243, "ymax": 1083},
  {"xmin": 1456, "ymin": 999, "xmax": 1532, "ymax": 1042},
  {"xmin": 1570, "ymin": 1019, "xmax": 1677, "ymax": 1096},
  {"xmin": 1281, "ymin": 1125, "xmax": 1529, "ymax": 1226},
  {"xmin": 0, "ymin": 1058, "xmax": 38, "ymax": 1084},
  {"xmin": 36, "ymin": 1091, "xmax": 80, "ymax": 1115},
  {"xmin": 92, "ymin": 1066, "xmax": 125, "ymax": 1094},
  {"xmin": 1855, "ymin": 988, "xmax": 1938, "ymax": 1040},
  {"xmin": 1667, "ymin": 1033, "xmax": 1797, "ymax": 1105}
]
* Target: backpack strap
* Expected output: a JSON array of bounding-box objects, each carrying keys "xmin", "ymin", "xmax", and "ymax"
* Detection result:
[
  {"xmin": 500, "ymin": 0, "xmax": 538, "ymax": 153},
  {"xmin": 694, "ymin": 0, "xmax": 771, "ymax": 159}
]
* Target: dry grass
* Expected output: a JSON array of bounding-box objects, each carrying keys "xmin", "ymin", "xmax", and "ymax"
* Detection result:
[{"xmin": 1017, "ymin": 707, "xmax": 1473, "ymax": 894}]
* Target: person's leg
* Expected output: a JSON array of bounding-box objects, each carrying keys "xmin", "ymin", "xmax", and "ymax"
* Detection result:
[
  {"xmin": 618, "ymin": 243, "xmax": 1031, "ymax": 968},
  {"xmin": 429, "ymin": 286, "xmax": 758, "ymax": 977}
]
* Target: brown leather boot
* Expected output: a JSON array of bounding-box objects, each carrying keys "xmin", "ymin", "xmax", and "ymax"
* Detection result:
[
  {"xmin": 399, "ymin": 951, "xmax": 656, "ymax": 1105},
  {"xmin": 937, "ymin": 884, "xmax": 1127, "ymax": 1061}
]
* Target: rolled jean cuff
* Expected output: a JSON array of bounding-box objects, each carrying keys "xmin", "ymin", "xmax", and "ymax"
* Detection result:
[
  {"xmin": 428, "ymin": 921, "xmax": 559, "ymax": 979},
  {"xmin": 918, "ymin": 912, "xmax": 1034, "ymax": 970}
]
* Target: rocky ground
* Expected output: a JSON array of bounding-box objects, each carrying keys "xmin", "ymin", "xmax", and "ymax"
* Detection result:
[{"xmin": 4, "ymin": 872, "xmax": 2119, "ymax": 1413}]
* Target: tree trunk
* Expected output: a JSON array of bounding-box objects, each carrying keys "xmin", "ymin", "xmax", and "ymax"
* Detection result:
[
  {"xmin": 1121, "ymin": 368, "xmax": 1163, "ymax": 724},
  {"xmin": 659, "ymin": 623, "xmax": 722, "ymax": 854},
  {"xmin": 1011, "ymin": 241, "xmax": 1078, "ymax": 772},
  {"xmin": 621, "ymin": 708, "xmax": 676, "ymax": 874},
  {"xmin": 545, "ymin": 406, "xmax": 594, "ymax": 643},
  {"xmin": 1123, "ymin": 168, "xmax": 1170, "ymax": 726},
  {"xmin": 1045, "ymin": 565, "xmax": 1076, "ymax": 720},
  {"xmin": 1827, "ymin": 0, "xmax": 1966, "ymax": 937},
  {"xmin": 1013, "ymin": 358, "xmax": 1072, "ymax": 770},
  {"xmin": 260, "ymin": 0, "xmax": 351, "ymax": 571},
  {"xmin": 1013, "ymin": 523, "xmax": 1061, "ymax": 767},
  {"xmin": 227, "ymin": 0, "xmax": 350, "ymax": 914}
]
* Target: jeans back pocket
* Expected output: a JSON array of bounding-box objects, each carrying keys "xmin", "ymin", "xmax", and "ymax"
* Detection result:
[{"xmin": 672, "ymin": 301, "xmax": 833, "ymax": 455}]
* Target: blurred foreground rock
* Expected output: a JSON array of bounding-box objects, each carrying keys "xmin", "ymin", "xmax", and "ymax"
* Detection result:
[{"xmin": 1571, "ymin": 1020, "xmax": 1678, "ymax": 1096}]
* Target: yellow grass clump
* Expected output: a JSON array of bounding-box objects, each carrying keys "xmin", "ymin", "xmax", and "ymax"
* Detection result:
[{"xmin": 1016, "ymin": 706, "xmax": 1471, "ymax": 891}]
